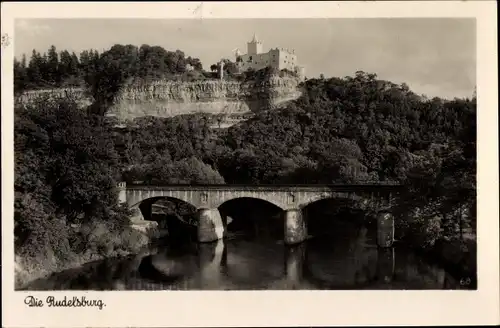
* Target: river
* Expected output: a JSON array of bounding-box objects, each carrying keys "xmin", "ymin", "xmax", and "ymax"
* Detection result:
[{"xmin": 24, "ymin": 209, "xmax": 472, "ymax": 291}]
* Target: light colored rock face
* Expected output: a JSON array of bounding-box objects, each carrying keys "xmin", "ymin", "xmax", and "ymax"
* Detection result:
[
  {"xmin": 17, "ymin": 77, "xmax": 301, "ymax": 120},
  {"xmin": 109, "ymin": 98, "xmax": 252, "ymax": 119},
  {"xmin": 109, "ymin": 78, "xmax": 301, "ymax": 119},
  {"xmin": 17, "ymin": 88, "xmax": 93, "ymax": 108}
]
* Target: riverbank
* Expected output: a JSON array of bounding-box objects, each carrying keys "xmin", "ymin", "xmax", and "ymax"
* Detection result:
[
  {"xmin": 400, "ymin": 235, "xmax": 477, "ymax": 288},
  {"xmin": 15, "ymin": 220, "xmax": 161, "ymax": 290},
  {"xmin": 422, "ymin": 237, "xmax": 476, "ymax": 286}
]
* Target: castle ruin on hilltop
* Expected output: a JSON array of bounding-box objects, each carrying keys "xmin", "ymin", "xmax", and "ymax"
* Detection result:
[{"xmin": 234, "ymin": 34, "xmax": 306, "ymax": 80}]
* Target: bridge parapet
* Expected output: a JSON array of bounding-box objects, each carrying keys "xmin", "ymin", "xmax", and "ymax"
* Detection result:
[
  {"xmin": 124, "ymin": 184, "xmax": 402, "ymax": 211},
  {"xmin": 125, "ymin": 182, "xmax": 401, "ymax": 190}
]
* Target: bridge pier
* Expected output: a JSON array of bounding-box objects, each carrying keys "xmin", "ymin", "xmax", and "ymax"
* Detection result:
[
  {"xmin": 129, "ymin": 202, "xmax": 153, "ymax": 222},
  {"xmin": 197, "ymin": 208, "xmax": 225, "ymax": 243},
  {"xmin": 377, "ymin": 211, "xmax": 395, "ymax": 248},
  {"xmin": 284, "ymin": 209, "xmax": 307, "ymax": 245},
  {"xmin": 130, "ymin": 206, "xmax": 145, "ymax": 221},
  {"xmin": 117, "ymin": 182, "xmax": 127, "ymax": 204}
]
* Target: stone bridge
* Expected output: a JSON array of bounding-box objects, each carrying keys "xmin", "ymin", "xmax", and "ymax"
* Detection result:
[{"xmin": 118, "ymin": 183, "xmax": 403, "ymax": 247}]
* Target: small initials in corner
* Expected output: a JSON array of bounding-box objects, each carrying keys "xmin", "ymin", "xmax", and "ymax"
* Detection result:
[{"xmin": 459, "ymin": 277, "xmax": 471, "ymax": 286}]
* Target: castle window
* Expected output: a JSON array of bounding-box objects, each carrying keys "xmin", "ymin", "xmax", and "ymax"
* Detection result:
[{"xmin": 249, "ymin": 56, "xmax": 253, "ymax": 60}]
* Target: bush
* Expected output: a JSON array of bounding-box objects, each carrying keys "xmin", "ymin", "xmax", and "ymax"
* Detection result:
[
  {"xmin": 74, "ymin": 210, "xmax": 154, "ymax": 258},
  {"xmin": 14, "ymin": 95, "xmax": 144, "ymax": 285}
]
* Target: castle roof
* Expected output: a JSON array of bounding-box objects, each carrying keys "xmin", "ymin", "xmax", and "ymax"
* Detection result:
[{"xmin": 250, "ymin": 33, "xmax": 259, "ymax": 43}]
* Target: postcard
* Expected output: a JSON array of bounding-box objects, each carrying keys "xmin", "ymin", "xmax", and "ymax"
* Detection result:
[{"xmin": 2, "ymin": 1, "xmax": 498, "ymax": 327}]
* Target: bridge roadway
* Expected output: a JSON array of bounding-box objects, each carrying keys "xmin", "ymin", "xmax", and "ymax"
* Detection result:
[{"xmin": 118, "ymin": 183, "xmax": 402, "ymax": 247}]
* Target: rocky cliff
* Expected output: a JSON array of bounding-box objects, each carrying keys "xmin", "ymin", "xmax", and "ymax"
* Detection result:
[
  {"xmin": 17, "ymin": 76, "xmax": 302, "ymax": 120},
  {"xmin": 17, "ymin": 88, "xmax": 93, "ymax": 108},
  {"xmin": 108, "ymin": 76, "xmax": 301, "ymax": 120}
]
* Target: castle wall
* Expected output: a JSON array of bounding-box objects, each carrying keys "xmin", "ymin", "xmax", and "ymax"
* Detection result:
[
  {"xmin": 276, "ymin": 49, "xmax": 298, "ymax": 71},
  {"xmin": 239, "ymin": 52, "xmax": 273, "ymax": 71},
  {"xmin": 238, "ymin": 40, "xmax": 301, "ymax": 74},
  {"xmin": 239, "ymin": 48, "xmax": 299, "ymax": 73}
]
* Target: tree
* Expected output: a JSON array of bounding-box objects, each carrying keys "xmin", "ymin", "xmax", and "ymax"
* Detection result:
[
  {"xmin": 70, "ymin": 52, "xmax": 80, "ymax": 75},
  {"xmin": 186, "ymin": 56, "xmax": 203, "ymax": 71},
  {"xmin": 58, "ymin": 50, "xmax": 72, "ymax": 81},
  {"xmin": 27, "ymin": 50, "xmax": 43, "ymax": 86},
  {"xmin": 47, "ymin": 45, "xmax": 60, "ymax": 85},
  {"xmin": 14, "ymin": 56, "xmax": 29, "ymax": 94},
  {"xmin": 147, "ymin": 157, "xmax": 225, "ymax": 185},
  {"xmin": 16, "ymin": 96, "xmax": 120, "ymax": 223},
  {"xmin": 16, "ymin": 43, "xmax": 207, "ymax": 92}
]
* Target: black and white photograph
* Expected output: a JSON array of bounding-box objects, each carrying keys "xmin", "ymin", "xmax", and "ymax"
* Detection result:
[{"xmin": 2, "ymin": 1, "xmax": 499, "ymax": 327}]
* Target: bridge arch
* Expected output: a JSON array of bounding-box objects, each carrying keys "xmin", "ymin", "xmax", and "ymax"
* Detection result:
[
  {"xmin": 129, "ymin": 196, "xmax": 198, "ymax": 213},
  {"xmin": 126, "ymin": 190, "xmax": 200, "ymax": 211},
  {"xmin": 216, "ymin": 196, "xmax": 286, "ymax": 211},
  {"xmin": 218, "ymin": 197, "xmax": 285, "ymax": 239},
  {"xmin": 297, "ymin": 192, "xmax": 371, "ymax": 210},
  {"xmin": 129, "ymin": 196, "xmax": 199, "ymax": 238}
]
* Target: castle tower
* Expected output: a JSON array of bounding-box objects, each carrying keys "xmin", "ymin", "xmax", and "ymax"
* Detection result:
[{"xmin": 247, "ymin": 33, "xmax": 263, "ymax": 55}]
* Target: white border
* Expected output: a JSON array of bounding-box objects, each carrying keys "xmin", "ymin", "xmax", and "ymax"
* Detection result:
[{"xmin": 2, "ymin": 2, "xmax": 499, "ymax": 327}]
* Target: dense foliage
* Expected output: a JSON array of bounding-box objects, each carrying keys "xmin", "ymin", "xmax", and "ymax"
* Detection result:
[
  {"xmin": 15, "ymin": 44, "xmax": 299, "ymax": 99},
  {"xmin": 14, "ymin": 45, "xmax": 476, "ymax": 282},
  {"xmin": 14, "ymin": 44, "xmax": 204, "ymax": 95},
  {"xmin": 14, "ymin": 95, "xmax": 138, "ymax": 266}
]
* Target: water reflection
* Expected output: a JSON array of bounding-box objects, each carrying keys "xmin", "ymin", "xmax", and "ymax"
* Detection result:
[
  {"xmin": 197, "ymin": 240, "xmax": 227, "ymax": 288},
  {"xmin": 24, "ymin": 240, "xmax": 464, "ymax": 290},
  {"xmin": 24, "ymin": 216, "xmax": 468, "ymax": 291},
  {"xmin": 377, "ymin": 248, "xmax": 395, "ymax": 283}
]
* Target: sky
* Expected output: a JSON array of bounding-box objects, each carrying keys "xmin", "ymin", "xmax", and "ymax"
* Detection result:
[{"xmin": 14, "ymin": 18, "xmax": 476, "ymax": 99}]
